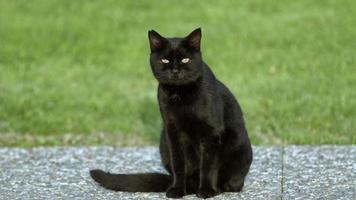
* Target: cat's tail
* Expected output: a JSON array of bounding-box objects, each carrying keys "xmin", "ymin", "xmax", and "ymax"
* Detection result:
[{"xmin": 90, "ymin": 169, "xmax": 171, "ymax": 192}]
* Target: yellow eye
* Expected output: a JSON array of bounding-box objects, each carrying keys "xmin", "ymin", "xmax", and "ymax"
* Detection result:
[
  {"xmin": 161, "ymin": 59, "xmax": 170, "ymax": 64},
  {"xmin": 181, "ymin": 58, "xmax": 190, "ymax": 63}
]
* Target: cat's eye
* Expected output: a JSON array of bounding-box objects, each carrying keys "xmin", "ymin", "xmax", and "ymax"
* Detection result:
[
  {"xmin": 161, "ymin": 59, "xmax": 170, "ymax": 64},
  {"xmin": 181, "ymin": 58, "xmax": 190, "ymax": 63}
]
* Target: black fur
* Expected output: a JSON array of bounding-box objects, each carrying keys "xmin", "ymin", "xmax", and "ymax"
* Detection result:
[{"xmin": 90, "ymin": 28, "xmax": 253, "ymax": 199}]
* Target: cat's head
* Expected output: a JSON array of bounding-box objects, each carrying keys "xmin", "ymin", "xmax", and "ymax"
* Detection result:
[{"xmin": 148, "ymin": 28, "xmax": 203, "ymax": 85}]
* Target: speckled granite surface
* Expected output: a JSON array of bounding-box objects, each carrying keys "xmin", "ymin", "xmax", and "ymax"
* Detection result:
[
  {"xmin": 0, "ymin": 146, "xmax": 354, "ymax": 200},
  {"xmin": 283, "ymin": 146, "xmax": 356, "ymax": 200}
]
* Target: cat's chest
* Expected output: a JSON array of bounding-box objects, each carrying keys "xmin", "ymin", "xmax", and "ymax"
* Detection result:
[
  {"xmin": 167, "ymin": 103, "xmax": 200, "ymax": 121},
  {"xmin": 167, "ymin": 105, "xmax": 211, "ymax": 136},
  {"xmin": 166, "ymin": 91, "xmax": 199, "ymax": 106}
]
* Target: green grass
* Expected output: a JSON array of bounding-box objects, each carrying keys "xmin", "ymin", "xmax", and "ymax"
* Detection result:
[{"xmin": 0, "ymin": 0, "xmax": 355, "ymax": 146}]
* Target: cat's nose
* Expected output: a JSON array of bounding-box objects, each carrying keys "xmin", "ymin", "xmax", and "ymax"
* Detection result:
[{"xmin": 172, "ymin": 68, "xmax": 179, "ymax": 74}]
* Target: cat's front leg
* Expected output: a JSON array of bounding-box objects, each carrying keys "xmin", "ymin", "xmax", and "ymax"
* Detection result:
[
  {"xmin": 165, "ymin": 123, "xmax": 186, "ymax": 198},
  {"xmin": 197, "ymin": 134, "xmax": 221, "ymax": 199}
]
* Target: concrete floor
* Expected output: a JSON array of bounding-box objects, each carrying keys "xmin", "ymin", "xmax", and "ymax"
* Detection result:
[{"xmin": 0, "ymin": 146, "xmax": 354, "ymax": 199}]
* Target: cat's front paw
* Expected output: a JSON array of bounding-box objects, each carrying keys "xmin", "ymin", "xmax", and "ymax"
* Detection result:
[
  {"xmin": 196, "ymin": 187, "xmax": 218, "ymax": 199},
  {"xmin": 166, "ymin": 186, "xmax": 185, "ymax": 198}
]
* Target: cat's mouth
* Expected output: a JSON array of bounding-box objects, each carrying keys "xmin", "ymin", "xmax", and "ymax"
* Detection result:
[
  {"xmin": 170, "ymin": 73, "xmax": 184, "ymax": 80},
  {"xmin": 163, "ymin": 73, "xmax": 201, "ymax": 86},
  {"xmin": 156, "ymin": 72, "xmax": 200, "ymax": 85},
  {"xmin": 164, "ymin": 76, "xmax": 189, "ymax": 85}
]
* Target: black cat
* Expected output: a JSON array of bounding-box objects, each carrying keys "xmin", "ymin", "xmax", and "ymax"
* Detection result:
[{"xmin": 90, "ymin": 28, "xmax": 253, "ymax": 199}]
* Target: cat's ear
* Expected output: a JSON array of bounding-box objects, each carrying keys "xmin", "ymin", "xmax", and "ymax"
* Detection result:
[
  {"xmin": 184, "ymin": 28, "xmax": 201, "ymax": 51},
  {"xmin": 148, "ymin": 30, "xmax": 167, "ymax": 52}
]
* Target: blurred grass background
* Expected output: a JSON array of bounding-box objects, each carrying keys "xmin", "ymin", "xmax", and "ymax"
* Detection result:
[{"xmin": 0, "ymin": 0, "xmax": 355, "ymax": 146}]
